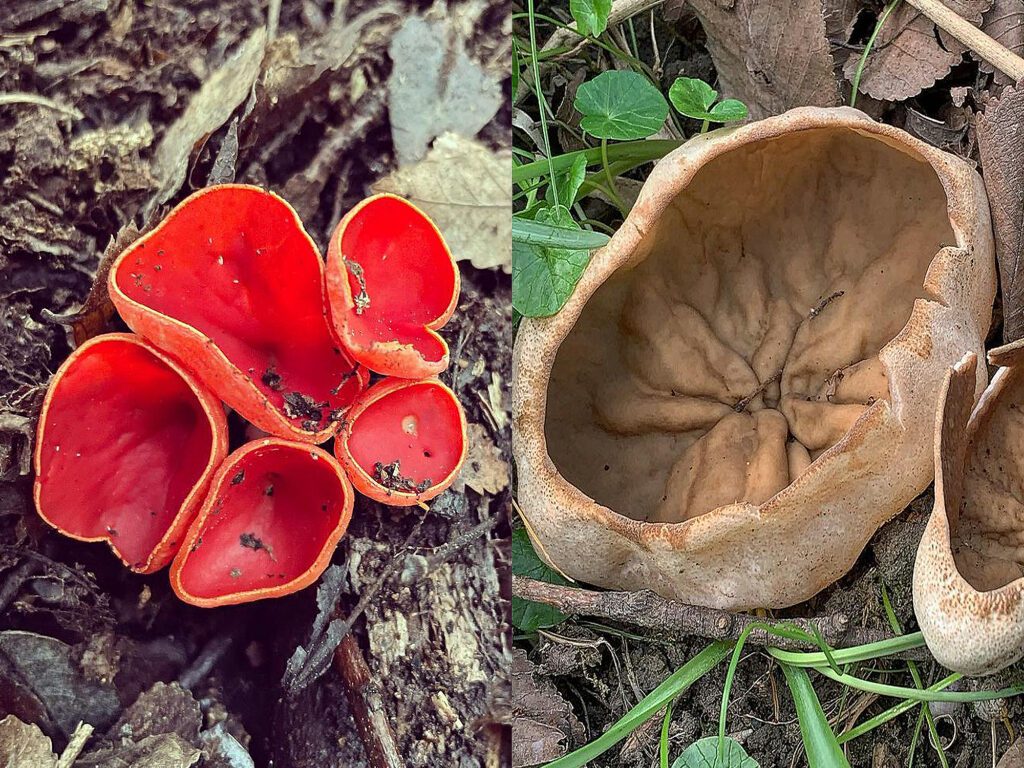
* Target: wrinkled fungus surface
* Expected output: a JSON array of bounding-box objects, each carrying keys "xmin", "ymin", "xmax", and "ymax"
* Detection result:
[
  {"xmin": 326, "ymin": 194, "xmax": 459, "ymax": 378},
  {"xmin": 110, "ymin": 185, "xmax": 366, "ymax": 442},
  {"xmin": 337, "ymin": 379, "xmax": 467, "ymax": 505},
  {"xmin": 34, "ymin": 334, "xmax": 227, "ymax": 572},
  {"xmin": 547, "ymin": 128, "xmax": 954, "ymax": 523},
  {"xmin": 171, "ymin": 440, "xmax": 353, "ymax": 607}
]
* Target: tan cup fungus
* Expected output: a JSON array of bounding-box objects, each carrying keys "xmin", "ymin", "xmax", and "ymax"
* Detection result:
[
  {"xmin": 513, "ymin": 107, "xmax": 995, "ymax": 610},
  {"xmin": 915, "ymin": 345, "xmax": 1024, "ymax": 675}
]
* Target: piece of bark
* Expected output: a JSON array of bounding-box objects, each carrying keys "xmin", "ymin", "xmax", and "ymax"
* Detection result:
[
  {"xmin": 977, "ymin": 83, "xmax": 1024, "ymax": 342},
  {"xmin": 685, "ymin": 0, "xmax": 840, "ymax": 119}
]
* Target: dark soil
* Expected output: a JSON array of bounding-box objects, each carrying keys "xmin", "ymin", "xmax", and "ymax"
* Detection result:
[{"xmin": 0, "ymin": 1, "xmax": 510, "ymax": 765}]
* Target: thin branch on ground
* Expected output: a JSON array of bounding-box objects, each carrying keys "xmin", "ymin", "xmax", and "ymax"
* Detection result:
[
  {"xmin": 513, "ymin": 576, "xmax": 929, "ymax": 656},
  {"xmin": 334, "ymin": 634, "xmax": 403, "ymax": 768}
]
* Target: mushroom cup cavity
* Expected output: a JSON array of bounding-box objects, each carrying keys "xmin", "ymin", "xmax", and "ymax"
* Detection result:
[
  {"xmin": 326, "ymin": 194, "xmax": 460, "ymax": 378},
  {"xmin": 336, "ymin": 378, "xmax": 467, "ymax": 506},
  {"xmin": 914, "ymin": 346, "xmax": 1024, "ymax": 675},
  {"xmin": 513, "ymin": 106, "xmax": 996, "ymax": 610},
  {"xmin": 170, "ymin": 439, "xmax": 354, "ymax": 607},
  {"xmin": 109, "ymin": 184, "xmax": 367, "ymax": 443},
  {"xmin": 34, "ymin": 333, "xmax": 228, "ymax": 573}
]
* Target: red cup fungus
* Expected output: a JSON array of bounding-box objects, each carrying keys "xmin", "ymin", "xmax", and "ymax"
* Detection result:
[
  {"xmin": 170, "ymin": 439, "xmax": 354, "ymax": 607},
  {"xmin": 34, "ymin": 333, "xmax": 228, "ymax": 573},
  {"xmin": 326, "ymin": 194, "xmax": 460, "ymax": 378},
  {"xmin": 336, "ymin": 378, "xmax": 467, "ymax": 506},
  {"xmin": 109, "ymin": 184, "xmax": 368, "ymax": 444},
  {"xmin": 35, "ymin": 185, "xmax": 468, "ymax": 607}
]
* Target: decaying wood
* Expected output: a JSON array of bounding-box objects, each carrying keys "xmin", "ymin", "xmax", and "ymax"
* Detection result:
[
  {"xmin": 334, "ymin": 635, "xmax": 403, "ymax": 768},
  {"xmin": 513, "ymin": 576, "xmax": 927, "ymax": 655}
]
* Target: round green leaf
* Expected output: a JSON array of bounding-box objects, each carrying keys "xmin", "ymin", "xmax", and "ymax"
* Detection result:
[
  {"xmin": 570, "ymin": 0, "xmax": 612, "ymax": 37},
  {"xmin": 511, "ymin": 528, "xmax": 570, "ymax": 632},
  {"xmin": 709, "ymin": 99, "xmax": 749, "ymax": 123},
  {"xmin": 512, "ymin": 205, "xmax": 591, "ymax": 317},
  {"xmin": 575, "ymin": 71, "xmax": 669, "ymax": 140},
  {"xmin": 671, "ymin": 737, "xmax": 759, "ymax": 768},
  {"xmin": 668, "ymin": 77, "xmax": 718, "ymax": 119}
]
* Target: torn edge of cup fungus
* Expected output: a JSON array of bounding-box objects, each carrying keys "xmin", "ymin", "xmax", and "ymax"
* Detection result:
[
  {"xmin": 170, "ymin": 439, "xmax": 354, "ymax": 607},
  {"xmin": 914, "ymin": 343, "xmax": 1024, "ymax": 675},
  {"xmin": 512, "ymin": 106, "xmax": 996, "ymax": 610},
  {"xmin": 335, "ymin": 378, "xmax": 468, "ymax": 506},
  {"xmin": 108, "ymin": 184, "xmax": 369, "ymax": 444},
  {"xmin": 325, "ymin": 194, "xmax": 460, "ymax": 378},
  {"xmin": 34, "ymin": 333, "xmax": 228, "ymax": 574}
]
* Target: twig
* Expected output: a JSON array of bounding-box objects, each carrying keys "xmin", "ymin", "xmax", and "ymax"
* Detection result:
[
  {"xmin": 178, "ymin": 634, "xmax": 235, "ymax": 690},
  {"xmin": 0, "ymin": 93, "xmax": 83, "ymax": 120},
  {"xmin": 334, "ymin": 634, "xmax": 403, "ymax": 768},
  {"xmin": 904, "ymin": 0, "xmax": 1024, "ymax": 80},
  {"xmin": 733, "ymin": 371, "xmax": 781, "ymax": 413},
  {"xmin": 334, "ymin": 516, "xmax": 501, "ymax": 645},
  {"xmin": 56, "ymin": 722, "xmax": 93, "ymax": 768},
  {"xmin": 513, "ymin": 576, "xmax": 929, "ymax": 656}
]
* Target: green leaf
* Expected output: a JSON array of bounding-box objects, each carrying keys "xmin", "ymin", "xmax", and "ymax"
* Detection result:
[
  {"xmin": 780, "ymin": 665, "xmax": 851, "ymax": 768},
  {"xmin": 671, "ymin": 737, "xmax": 758, "ymax": 768},
  {"xmin": 512, "ymin": 216, "xmax": 610, "ymax": 250},
  {"xmin": 668, "ymin": 77, "xmax": 717, "ymax": 118},
  {"xmin": 669, "ymin": 78, "xmax": 749, "ymax": 124},
  {"xmin": 512, "ymin": 205, "xmax": 590, "ymax": 317},
  {"xmin": 709, "ymin": 99, "xmax": 748, "ymax": 123},
  {"xmin": 511, "ymin": 527, "xmax": 570, "ymax": 632},
  {"xmin": 545, "ymin": 153, "xmax": 588, "ymax": 208},
  {"xmin": 575, "ymin": 71, "xmax": 669, "ymax": 140},
  {"xmin": 570, "ymin": 0, "xmax": 612, "ymax": 37}
]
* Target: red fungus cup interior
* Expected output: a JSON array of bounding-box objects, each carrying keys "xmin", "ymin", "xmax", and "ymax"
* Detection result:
[
  {"xmin": 326, "ymin": 195, "xmax": 459, "ymax": 377},
  {"xmin": 337, "ymin": 379, "xmax": 467, "ymax": 505},
  {"xmin": 34, "ymin": 334, "xmax": 226, "ymax": 573},
  {"xmin": 171, "ymin": 440, "xmax": 353, "ymax": 607},
  {"xmin": 110, "ymin": 185, "xmax": 365, "ymax": 439}
]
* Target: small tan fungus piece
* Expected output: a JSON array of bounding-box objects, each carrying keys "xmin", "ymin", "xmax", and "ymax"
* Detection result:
[
  {"xmin": 513, "ymin": 107, "xmax": 995, "ymax": 610},
  {"xmin": 915, "ymin": 343, "xmax": 1024, "ymax": 675}
]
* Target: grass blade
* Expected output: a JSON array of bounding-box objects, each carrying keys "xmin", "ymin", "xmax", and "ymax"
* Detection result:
[
  {"xmin": 512, "ymin": 217, "xmax": 611, "ymax": 250},
  {"xmin": 543, "ymin": 641, "xmax": 733, "ymax": 768},
  {"xmin": 780, "ymin": 664, "xmax": 851, "ymax": 767}
]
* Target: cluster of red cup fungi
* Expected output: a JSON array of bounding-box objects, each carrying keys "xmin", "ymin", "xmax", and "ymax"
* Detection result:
[{"xmin": 33, "ymin": 186, "xmax": 467, "ymax": 607}]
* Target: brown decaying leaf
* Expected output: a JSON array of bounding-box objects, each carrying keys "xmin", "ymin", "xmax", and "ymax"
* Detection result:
[
  {"xmin": 982, "ymin": 0, "xmax": 1024, "ymax": 84},
  {"xmin": 510, "ymin": 649, "xmax": 580, "ymax": 768},
  {"xmin": 999, "ymin": 737, "xmax": 1024, "ymax": 767},
  {"xmin": 977, "ymin": 83, "xmax": 1024, "ymax": 342},
  {"xmin": 0, "ymin": 715, "xmax": 57, "ymax": 768},
  {"xmin": 372, "ymin": 133, "xmax": 511, "ymax": 273},
  {"xmin": 685, "ymin": 0, "xmax": 840, "ymax": 119},
  {"xmin": 149, "ymin": 27, "xmax": 267, "ymax": 211},
  {"xmin": 452, "ymin": 423, "xmax": 508, "ymax": 496},
  {"xmin": 387, "ymin": 15, "xmax": 504, "ymax": 166},
  {"xmin": 845, "ymin": 1, "xmax": 992, "ymax": 102}
]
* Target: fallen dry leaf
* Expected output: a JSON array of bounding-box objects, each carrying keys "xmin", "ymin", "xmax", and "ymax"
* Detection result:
[
  {"xmin": 149, "ymin": 27, "xmax": 267, "ymax": 211},
  {"xmin": 387, "ymin": 15, "xmax": 503, "ymax": 166},
  {"xmin": 999, "ymin": 737, "xmax": 1024, "ymax": 767},
  {"xmin": 453, "ymin": 423, "xmax": 508, "ymax": 496},
  {"xmin": 845, "ymin": 2, "xmax": 992, "ymax": 102},
  {"xmin": 982, "ymin": 0, "xmax": 1024, "ymax": 84},
  {"xmin": 373, "ymin": 133, "xmax": 511, "ymax": 272},
  {"xmin": 685, "ymin": 0, "xmax": 840, "ymax": 119},
  {"xmin": 511, "ymin": 649, "xmax": 580, "ymax": 768},
  {"xmin": 75, "ymin": 734, "xmax": 201, "ymax": 768},
  {"xmin": 0, "ymin": 716, "xmax": 57, "ymax": 768},
  {"xmin": 977, "ymin": 84, "xmax": 1024, "ymax": 341}
]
